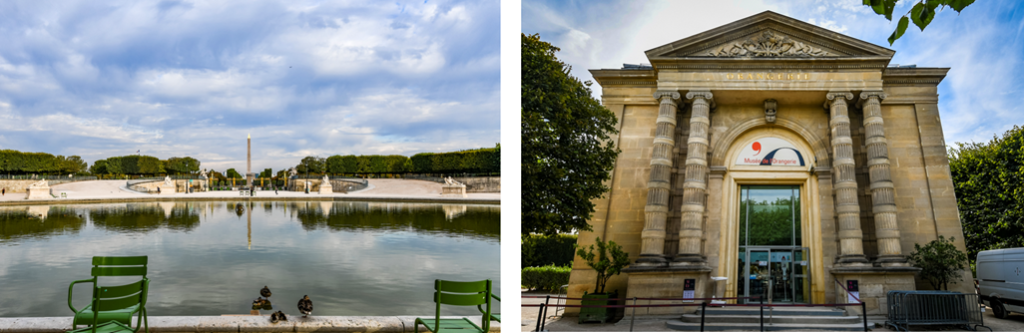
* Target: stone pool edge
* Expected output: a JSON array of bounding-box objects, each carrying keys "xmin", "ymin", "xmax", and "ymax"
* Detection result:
[
  {"xmin": 0, "ymin": 196, "xmax": 500, "ymax": 207},
  {"xmin": 0, "ymin": 315, "xmax": 501, "ymax": 332}
]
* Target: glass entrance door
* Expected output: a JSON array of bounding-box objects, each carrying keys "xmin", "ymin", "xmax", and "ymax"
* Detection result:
[
  {"xmin": 736, "ymin": 186, "xmax": 808, "ymax": 303},
  {"xmin": 741, "ymin": 247, "xmax": 809, "ymax": 303}
]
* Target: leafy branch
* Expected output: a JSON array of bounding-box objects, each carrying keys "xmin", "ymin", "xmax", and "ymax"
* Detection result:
[{"xmin": 863, "ymin": 0, "xmax": 975, "ymax": 45}]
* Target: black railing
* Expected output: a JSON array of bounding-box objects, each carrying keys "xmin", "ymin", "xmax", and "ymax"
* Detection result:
[{"xmin": 523, "ymin": 295, "xmax": 869, "ymax": 332}]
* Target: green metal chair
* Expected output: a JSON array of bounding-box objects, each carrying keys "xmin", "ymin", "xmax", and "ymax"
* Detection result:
[
  {"xmin": 415, "ymin": 279, "xmax": 492, "ymax": 333},
  {"xmin": 67, "ymin": 256, "xmax": 150, "ymax": 333},
  {"xmin": 477, "ymin": 294, "xmax": 500, "ymax": 323}
]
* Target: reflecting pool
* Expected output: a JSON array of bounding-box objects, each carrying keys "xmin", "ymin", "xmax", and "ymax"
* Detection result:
[{"xmin": 0, "ymin": 201, "xmax": 500, "ymax": 317}]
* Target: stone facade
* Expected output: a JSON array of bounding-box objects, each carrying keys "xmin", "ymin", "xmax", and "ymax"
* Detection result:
[{"xmin": 567, "ymin": 11, "xmax": 971, "ymax": 316}]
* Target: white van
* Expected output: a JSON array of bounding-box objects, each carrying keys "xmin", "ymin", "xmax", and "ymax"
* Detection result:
[{"xmin": 977, "ymin": 248, "xmax": 1024, "ymax": 318}]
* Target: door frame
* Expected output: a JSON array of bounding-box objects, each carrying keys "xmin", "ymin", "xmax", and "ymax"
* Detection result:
[{"xmin": 719, "ymin": 172, "xmax": 825, "ymax": 304}]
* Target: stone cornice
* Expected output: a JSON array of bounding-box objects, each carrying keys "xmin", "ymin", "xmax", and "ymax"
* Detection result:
[
  {"xmin": 648, "ymin": 56, "xmax": 892, "ymax": 72},
  {"xmin": 590, "ymin": 69, "xmax": 657, "ymax": 87},
  {"xmin": 881, "ymin": 67, "xmax": 948, "ymax": 87},
  {"xmin": 645, "ymin": 11, "xmax": 895, "ymax": 60}
]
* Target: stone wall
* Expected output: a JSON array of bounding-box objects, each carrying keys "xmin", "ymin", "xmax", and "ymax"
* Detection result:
[
  {"xmin": 453, "ymin": 176, "xmax": 500, "ymax": 193},
  {"xmin": 0, "ymin": 180, "xmax": 36, "ymax": 193},
  {"xmin": 290, "ymin": 179, "xmax": 363, "ymax": 193},
  {"xmin": 132, "ymin": 179, "xmax": 208, "ymax": 193}
]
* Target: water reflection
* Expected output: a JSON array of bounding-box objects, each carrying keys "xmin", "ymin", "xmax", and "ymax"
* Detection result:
[
  {"xmin": 0, "ymin": 201, "xmax": 500, "ymax": 317},
  {"xmin": 292, "ymin": 202, "xmax": 500, "ymax": 241},
  {"xmin": 0, "ymin": 206, "xmax": 86, "ymax": 243},
  {"xmin": 89, "ymin": 203, "xmax": 201, "ymax": 233}
]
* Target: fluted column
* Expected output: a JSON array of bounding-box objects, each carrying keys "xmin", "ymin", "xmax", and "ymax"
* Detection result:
[
  {"xmin": 860, "ymin": 91, "xmax": 907, "ymax": 266},
  {"xmin": 638, "ymin": 91, "xmax": 681, "ymax": 265},
  {"xmin": 826, "ymin": 91, "xmax": 869, "ymax": 265},
  {"xmin": 675, "ymin": 90, "xmax": 713, "ymax": 264}
]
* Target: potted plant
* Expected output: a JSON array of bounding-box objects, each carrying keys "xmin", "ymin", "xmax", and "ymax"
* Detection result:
[{"xmin": 576, "ymin": 237, "xmax": 630, "ymax": 324}]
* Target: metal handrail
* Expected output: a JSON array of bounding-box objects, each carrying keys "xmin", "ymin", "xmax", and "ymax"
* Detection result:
[{"xmin": 524, "ymin": 295, "xmax": 870, "ymax": 332}]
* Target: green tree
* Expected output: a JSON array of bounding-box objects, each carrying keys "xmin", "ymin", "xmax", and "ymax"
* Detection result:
[
  {"xmin": 341, "ymin": 155, "xmax": 358, "ymax": 174},
  {"xmin": 61, "ymin": 155, "xmax": 88, "ymax": 175},
  {"xmin": 164, "ymin": 157, "xmax": 200, "ymax": 175},
  {"xmin": 863, "ymin": 0, "xmax": 976, "ymax": 45},
  {"xmin": 949, "ymin": 125, "xmax": 1024, "ymax": 261},
  {"xmin": 226, "ymin": 168, "xmax": 242, "ymax": 179},
  {"xmin": 326, "ymin": 155, "xmax": 344, "ymax": 174},
  {"xmin": 522, "ymin": 33, "xmax": 619, "ymax": 235},
  {"xmin": 297, "ymin": 156, "xmax": 325, "ymax": 175},
  {"xmin": 90, "ymin": 160, "xmax": 108, "ymax": 175},
  {"xmin": 575, "ymin": 237, "xmax": 630, "ymax": 294},
  {"xmin": 908, "ymin": 235, "xmax": 968, "ymax": 290}
]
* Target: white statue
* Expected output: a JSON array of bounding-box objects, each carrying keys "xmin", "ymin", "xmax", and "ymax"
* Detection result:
[
  {"xmin": 199, "ymin": 169, "xmax": 208, "ymax": 179},
  {"xmin": 164, "ymin": 176, "xmax": 173, "ymax": 186},
  {"xmin": 323, "ymin": 175, "xmax": 330, "ymax": 183},
  {"xmin": 289, "ymin": 168, "xmax": 298, "ymax": 177},
  {"xmin": 30, "ymin": 179, "xmax": 48, "ymax": 188},
  {"xmin": 444, "ymin": 177, "xmax": 461, "ymax": 186}
]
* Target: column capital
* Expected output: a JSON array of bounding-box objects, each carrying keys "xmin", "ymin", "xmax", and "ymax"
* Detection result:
[
  {"xmin": 685, "ymin": 90, "xmax": 715, "ymax": 110},
  {"xmin": 858, "ymin": 90, "xmax": 887, "ymax": 108},
  {"xmin": 685, "ymin": 90, "xmax": 713, "ymax": 101},
  {"xmin": 825, "ymin": 91, "xmax": 854, "ymax": 103},
  {"xmin": 654, "ymin": 90, "xmax": 681, "ymax": 104}
]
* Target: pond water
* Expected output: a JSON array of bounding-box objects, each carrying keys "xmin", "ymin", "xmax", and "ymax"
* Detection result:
[{"xmin": 0, "ymin": 201, "xmax": 500, "ymax": 317}]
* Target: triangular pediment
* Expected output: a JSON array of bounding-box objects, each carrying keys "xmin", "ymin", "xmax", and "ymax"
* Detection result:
[{"xmin": 646, "ymin": 11, "xmax": 894, "ymax": 60}]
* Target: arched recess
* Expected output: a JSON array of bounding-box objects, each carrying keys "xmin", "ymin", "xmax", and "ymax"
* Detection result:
[
  {"xmin": 710, "ymin": 117, "xmax": 830, "ymax": 169},
  {"xmin": 712, "ymin": 121, "xmax": 829, "ymax": 305}
]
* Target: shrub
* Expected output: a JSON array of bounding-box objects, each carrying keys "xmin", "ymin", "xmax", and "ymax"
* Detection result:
[
  {"xmin": 522, "ymin": 234, "xmax": 577, "ymax": 268},
  {"xmin": 522, "ymin": 264, "xmax": 571, "ymax": 292}
]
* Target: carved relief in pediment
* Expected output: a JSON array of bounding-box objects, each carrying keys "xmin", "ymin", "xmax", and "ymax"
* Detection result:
[{"xmin": 703, "ymin": 30, "xmax": 837, "ymax": 58}]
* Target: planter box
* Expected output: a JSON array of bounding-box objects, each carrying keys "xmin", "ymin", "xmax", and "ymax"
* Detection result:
[{"xmin": 579, "ymin": 291, "xmax": 618, "ymax": 324}]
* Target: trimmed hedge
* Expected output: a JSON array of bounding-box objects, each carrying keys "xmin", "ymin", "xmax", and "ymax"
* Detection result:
[
  {"xmin": 322, "ymin": 145, "xmax": 499, "ymax": 175},
  {"xmin": 522, "ymin": 264, "xmax": 571, "ymax": 292},
  {"xmin": 0, "ymin": 149, "xmax": 88, "ymax": 174},
  {"xmin": 522, "ymin": 233, "xmax": 578, "ymax": 268},
  {"xmin": 410, "ymin": 146, "xmax": 500, "ymax": 174}
]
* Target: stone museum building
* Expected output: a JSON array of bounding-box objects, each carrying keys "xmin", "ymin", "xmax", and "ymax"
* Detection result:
[{"xmin": 566, "ymin": 11, "xmax": 972, "ymax": 315}]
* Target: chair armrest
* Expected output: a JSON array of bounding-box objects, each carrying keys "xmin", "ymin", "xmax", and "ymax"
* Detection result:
[
  {"xmin": 68, "ymin": 279, "xmax": 95, "ymax": 313},
  {"xmin": 477, "ymin": 294, "xmax": 500, "ymax": 315}
]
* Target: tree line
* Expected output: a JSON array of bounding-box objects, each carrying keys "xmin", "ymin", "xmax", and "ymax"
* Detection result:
[
  {"xmin": 949, "ymin": 125, "xmax": 1024, "ymax": 261},
  {"xmin": 0, "ymin": 150, "xmax": 89, "ymax": 175},
  {"xmin": 293, "ymin": 145, "xmax": 500, "ymax": 176},
  {"xmin": 2, "ymin": 144, "xmax": 499, "ymax": 179},
  {"xmin": 90, "ymin": 155, "xmax": 200, "ymax": 176}
]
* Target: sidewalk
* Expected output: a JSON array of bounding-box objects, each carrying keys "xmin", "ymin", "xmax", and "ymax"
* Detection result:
[{"xmin": 0, "ymin": 179, "xmax": 499, "ymax": 204}]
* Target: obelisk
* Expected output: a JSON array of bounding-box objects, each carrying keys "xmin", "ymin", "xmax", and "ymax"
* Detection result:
[{"xmin": 246, "ymin": 133, "xmax": 254, "ymax": 188}]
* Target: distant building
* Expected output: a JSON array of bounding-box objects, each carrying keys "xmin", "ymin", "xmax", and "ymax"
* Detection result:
[{"xmin": 567, "ymin": 11, "xmax": 971, "ymax": 315}]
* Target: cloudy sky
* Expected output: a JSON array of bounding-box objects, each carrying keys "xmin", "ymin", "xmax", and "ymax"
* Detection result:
[
  {"xmin": 0, "ymin": 0, "xmax": 499, "ymax": 172},
  {"xmin": 522, "ymin": 0, "xmax": 1024, "ymax": 147}
]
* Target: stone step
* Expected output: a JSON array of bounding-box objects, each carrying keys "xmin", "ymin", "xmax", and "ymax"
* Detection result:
[
  {"xmin": 680, "ymin": 314, "xmax": 862, "ymax": 324},
  {"xmin": 666, "ymin": 319, "xmax": 866, "ymax": 331},
  {"xmin": 698, "ymin": 306, "xmax": 846, "ymax": 317}
]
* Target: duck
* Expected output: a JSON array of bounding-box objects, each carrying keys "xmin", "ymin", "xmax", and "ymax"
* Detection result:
[
  {"xmin": 252, "ymin": 297, "xmax": 264, "ymax": 309},
  {"xmin": 298, "ymin": 295, "xmax": 313, "ymax": 317},
  {"xmin": 270, "ymin": 311, "xmax": 287, "ymax": 323},
  {"xmin": 260, "ymin": 286, "xmax": 272, "ymax": 298}
]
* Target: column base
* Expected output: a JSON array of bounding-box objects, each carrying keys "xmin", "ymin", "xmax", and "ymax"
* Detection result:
[
  {"xmin": 836, "ymin": 255, "xmax": 870, "ymax": 266},
  {"xmin": 636, "ymin": 255, "xmax": 668, "ymax": 265},
  {"xmin": 875, "ymin": 255, "xmax": 910, "ymax": 267},
  {"xmin": 672, "ymin": 254, "xmax": 707, "ymax": 265}
]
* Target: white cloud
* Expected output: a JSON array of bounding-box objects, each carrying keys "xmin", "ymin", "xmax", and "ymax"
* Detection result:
[{"xmin": 0, "ymin": 0, "xmax": 499, "ymax": 171}]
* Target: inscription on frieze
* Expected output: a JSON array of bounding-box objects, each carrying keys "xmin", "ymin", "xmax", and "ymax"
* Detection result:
[{"xmin": 724, "ymin": 73, "xmax": 811, "ymax": 80}]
